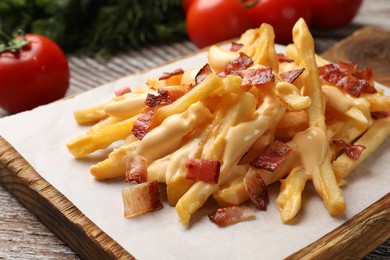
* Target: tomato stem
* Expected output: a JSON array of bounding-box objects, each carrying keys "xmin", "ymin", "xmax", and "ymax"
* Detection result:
[
  {"xmin": 241, "ymin": 0, "xmax": 259, "ymax": 9},
  {"xmin": 0, "ymin": 26, "xmax": 30, "ymax": 54}
]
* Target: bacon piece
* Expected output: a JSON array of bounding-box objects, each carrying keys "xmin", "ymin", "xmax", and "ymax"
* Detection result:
[
  {"xmin": 122, "ymin": 180, "xmax": 163, "ymax": 218},
  {"xmin": 126, "ymin": 154, "xmax": 148, "ymax": 183},
  {"xmin": 318, "ymin": 63, "xmax": 376, "ymax": 97},
  {"xmin": 244, "ymin": 170, "xmax": 269, "ymax": 210},
  {"xmin": 186, "ymin": 158, "xmax": 221, "ymax": 184},
  {"xmin": 280, "ymin": 68, "xmax": 305, "ymax": 83},
  {"xmin": 371, "ymin": 111, "xmax": 389, "ymax": 119},
  {"xmin": 157, "ymin": 88, "xmax": 186, "ymax": 105},
  {"xmin": 277, "ymin": 53, "xmax": 294, "ymax": 63},
  {"xmin": 333, "ymin": 140, "xmax": 366, "ymax": 160},
  {"xmin": 159, "ymin": 68, "xmax": 185, "ymax": 80},
  {"xmin": 195, "ymin": 63, "xmax": 213, "ymax": 85},
  {"xmin": 224, "ymin": 52, "xmax": 254, "ymax": 76},
  {"xmin": 230, "ymin": 42, "xmax": 244, "ymax": 52},
  {"xmin": 208, "ymin": 206, "xmax": 256, "ymax": 227},
  {"xmin": 250, "ymin": 141, "xmax": 292, "ymax": 172},
  {"xmin": 114, "ymin": 87, "xmax": 131, "ymax": 96},
  {"xmin": 238, "ymin": 67, "xmax": 275, "ymax": 88},
  {"xmin": 132, "ymin": 93, "xmax": 161, "ymax": 139}
]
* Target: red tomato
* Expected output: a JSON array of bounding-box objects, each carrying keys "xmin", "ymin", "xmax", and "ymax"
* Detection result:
[
  {"xmin": 246, "ymin": 0, "xmax": 312, "ymax": 44},
  {"xmin": 308, "ymin": 0, "xmax": 362, "ymax": 30},
  {"xmin": 186, "ymin": 0, "xmax": 253, "ymax": 48},
  {"xmin": 0, "ymin": 34, "xmax": 69, "ymax": 114},
  {"xmin": 183, "ymin": 0, "xmax": 195, "ymax": 13}
]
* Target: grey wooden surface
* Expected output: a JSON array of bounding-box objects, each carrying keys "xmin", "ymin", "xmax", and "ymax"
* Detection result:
[{"xmin": 1, "ymin": 0, "xmax": 390, "ymax": 258}]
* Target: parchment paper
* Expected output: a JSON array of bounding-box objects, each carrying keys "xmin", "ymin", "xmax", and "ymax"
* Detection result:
[{"xmin": 0, "ymin": 45, "xmax": 389, "ymax": 259}]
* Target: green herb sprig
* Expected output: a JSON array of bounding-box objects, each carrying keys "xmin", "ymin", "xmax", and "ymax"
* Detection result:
[{"xmin": 0, "ymin": 0, "xmax": 187, "ymax": 57}]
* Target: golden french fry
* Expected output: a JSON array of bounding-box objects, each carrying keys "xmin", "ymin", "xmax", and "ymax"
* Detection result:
[
  {"xmin": 238, "ymin": 23, "xmax": 279, "ymax": 73},
  {"xmin": 73, "ymin": 103, "xmax": 108, "ymax": 124},
  {"xmin": 276, "ymin": 167, "xmax": 310, "ymax": 223},
  {"xmin": 333, "ymin": 117, "xmax": 390, "ymax": 179},
  {"xmin": 176, "ymin": 182, "xmax": 218, "ymax": 225},
  {"xmin": 67, "ymin": 116, "xmax": 137, "ymax": 158},
  {"xmin": 152, "ymin": 74, "xmax": 223, "ymax": 126},
  {"xmin": 275, "ymin": 82, "xmax": 311, "ymax": 111},
  {"xmin": 292, "ymin": 18, "xmax": 345, "ymax": 216},
  {"xmin": 364, "ymin": 92, "xmax": 390, "ymax": 112}
]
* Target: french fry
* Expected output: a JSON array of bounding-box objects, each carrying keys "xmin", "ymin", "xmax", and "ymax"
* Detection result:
[
  {"xmin": 165, "ymin": 135, "xmax": 203, "ymax": 205},
  {"xmin": 276, "ymin": 167, "xmax": 309, "ymax": 223},
  {"xmin": 73, "ymin": 103, "xmax": 108, "ymax": 124},
  {"xmin": 238, "ymin": 23, "xmax": 279, "ymax": 73},
  {"xmin": 176, "ymin": 182, "xmax": 218, "ymax": 224},
  {"xmin": 67, "ymin": 115, "xmax": 137, "ymax": 158},
  {"xmin": 363, "ymin": 92, "xmax": 390, "ymax": 112},
  {"xmin": 333, "ymin": 117, "xmax": 390, "ymax": 179},
  {"xmin": 275, "ymin": 82, "xmax": 311, "ymax": 111},
  {"xmin": 292, "ymin": 18, "xmax": 345, "ymax": 216},
  {"xmin": 152, "ymin": 74, "xmax": 224, "ymax": 126}
]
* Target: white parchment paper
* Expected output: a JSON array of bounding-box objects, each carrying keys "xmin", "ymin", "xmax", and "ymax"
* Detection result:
[{"xmin": 0, "ymin": 45, "xmax": 389, "ymax": 259}]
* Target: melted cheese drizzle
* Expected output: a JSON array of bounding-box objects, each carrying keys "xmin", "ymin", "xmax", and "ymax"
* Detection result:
[
  {"xmin": 220, "ymin": 94, "xmax": 285, "ymax": 185},
  {"xmin": 104, "ymin": 92, "xmax": 153, "ymax": 118},
  {"xmin": 291, "ymin": 126, "xmax": 328, "ymax": 175},
  {"xmin": 135, "ymin": 101, "xmax": 211, "ymax": 162}
]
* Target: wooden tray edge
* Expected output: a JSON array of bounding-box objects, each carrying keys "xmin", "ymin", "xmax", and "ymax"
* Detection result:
[
  {"xmin": 287, "ymin": 193, "xmax": 390, "ymax": 259},
  {"xmin": 1, "ymin": 136, "xmax": 390, "ymax": 259},
  {"xmin": 0, "ymin": 136, "xmax": 134, "ymax": 260}
]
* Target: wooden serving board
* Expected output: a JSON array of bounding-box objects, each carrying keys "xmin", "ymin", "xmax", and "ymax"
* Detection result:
[{"xmin": 1, "ymin": 26, "xmax": 390, "ymax": 259}]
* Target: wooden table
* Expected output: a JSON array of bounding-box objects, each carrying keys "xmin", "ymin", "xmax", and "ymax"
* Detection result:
[{"xmin": 1, "ymin": 0, "xmax": 390, "ymax": 258}]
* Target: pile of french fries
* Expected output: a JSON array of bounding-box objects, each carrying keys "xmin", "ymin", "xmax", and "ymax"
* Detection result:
[{"xmin": 66, "ymin": 19, "xmax": 390, "ymax": 225}]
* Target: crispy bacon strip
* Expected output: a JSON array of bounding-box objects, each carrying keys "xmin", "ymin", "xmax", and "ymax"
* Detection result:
[
  {"xmin": 280, "ymin": 68, "xmax": 305, "ymax": 83},
  {"xmin": 277, "ymin": 53, "xmax": 294, "ymax": 63},
  {"xmin": 250, "ymin": 141, "xmax": 291, "ymax": 172},
  {"xmin": 318, "ymin": 63, "xmax": 376, "ymax": 97},
  {"xmin": 157, "ymin": 88, "xmax": 186, "ymax": 105},
  {"xmin": 244, "ymin": 170, "xmax": 269, "ymax": 210},
  {"xmin": 333, "ymin": 140, "xmax": 366, "ymax": 160},
  {"xmin": 114, "ymin": 87, "xmax": 131, "ymax": 96},
  {"xmin": 208, "ymin": 206, "xmax": 256, "ymax": 227},
  {"xmin": 132, "ymin": 93, "xmax": 161, "ymax": 139},
  {"xmin": 371, "ymin": 111, "xmax": 389, "ymax": 119},
  {"xmin": 126, "ymin": 154, "xmax": 148, "ymax": 183},
  {"xmin": 223, "ymin": 52, "xmax": 254, "ymax": 76},
  {"xmin": 230, "ymin": 42, "xmax": 244, "ymax": 52},
  {"xmin": 186, "ymin": 158, "xmax": 221, "ymax": 184},
  {"xmin": 238, "ymin": 67, "xmax": 275, "ymax": 88},
  {"xmin": 338, "ymin": 62, "xmax": 374, "ymax": 83},
  {"xmin": 122, "ymin": 180, "xmax": 163, "ymax": 218},
  {"xmin": 159, "ymin": 68, "xmax": 185, "ymax": 80},
  {"xmin": 195, "ymin": 63, "xmax": 213, "ymax": 85}
]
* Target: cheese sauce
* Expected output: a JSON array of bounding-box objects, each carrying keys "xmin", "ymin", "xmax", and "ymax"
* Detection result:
[
  {"xmin": 291, "ymin": 126, "xmax": 328, "ymax": 175},
  {"xmin": 104, "ymin": 92, "xmax": 153, "ymax": 118},
  {"xmin": 135, "ymin": 101, "xmax": 212, "ymax": 162}
]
